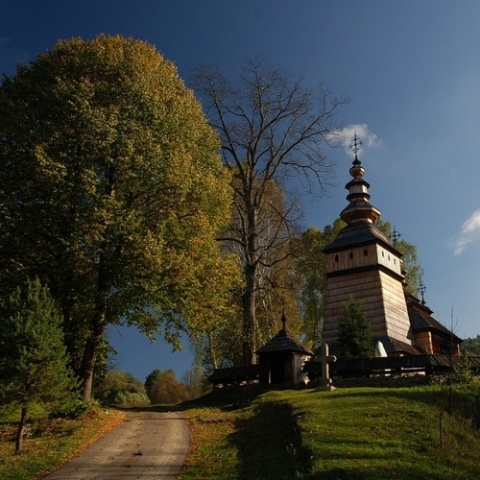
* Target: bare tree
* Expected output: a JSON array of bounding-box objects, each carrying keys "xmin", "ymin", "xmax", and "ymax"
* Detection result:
[{"xmin": 193, "ymin": 59, "xmax": 345, "ymax": 365}]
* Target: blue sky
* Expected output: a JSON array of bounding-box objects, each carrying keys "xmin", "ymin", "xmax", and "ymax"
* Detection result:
[{"xmin": 2, "ymin": 1, "xmax": 480, "ymax": 381}]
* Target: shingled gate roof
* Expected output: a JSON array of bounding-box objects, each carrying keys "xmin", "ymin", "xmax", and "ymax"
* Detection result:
[{"xmin": 256, "ymin": 328, "xmax": 313, "ymax": 356}]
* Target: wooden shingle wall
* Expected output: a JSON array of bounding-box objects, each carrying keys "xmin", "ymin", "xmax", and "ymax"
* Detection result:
[{"xmin": 323, "ymin": 247, "xmax": 413, "ymax": 349}]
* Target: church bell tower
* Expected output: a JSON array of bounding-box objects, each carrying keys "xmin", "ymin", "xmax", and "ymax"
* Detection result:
[{"xmin": 322, "ymin": 138, "xmax": 415, "ymax": 355}]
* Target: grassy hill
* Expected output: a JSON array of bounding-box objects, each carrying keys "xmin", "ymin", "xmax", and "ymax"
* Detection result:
[
  {"xmin": 1, "ymin": 382, "xmax": 478, "ymax": 479},
  {"xmin": 182, "ymin": 383, "xmax": 480, "ymax": 480}
]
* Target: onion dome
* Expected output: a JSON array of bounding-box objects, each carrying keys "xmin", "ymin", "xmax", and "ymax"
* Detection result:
[{"xmin": 340, "ymin": 147, "xmax": 381, "ymax": 225}]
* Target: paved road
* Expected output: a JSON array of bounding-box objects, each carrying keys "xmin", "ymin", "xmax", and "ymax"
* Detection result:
[{"xmin": 44, "ymin": 410, "xmax": 190, "ymax": 480}]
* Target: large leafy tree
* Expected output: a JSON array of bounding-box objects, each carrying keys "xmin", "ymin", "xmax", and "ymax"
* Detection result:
[
  {"xmin": 144, "ymin": 369, "xmax": 189, "ymax": 405},
  {"xmin": 0, "ymin": 35, "xmax": 236, "ymax": 401},
  {"xmin": 193, "ymin": 59, "xmax": 344, "ymax": 364},
  {"xmin": 0, "ymin": 279, "xmax": 79, "ymax": 454}
]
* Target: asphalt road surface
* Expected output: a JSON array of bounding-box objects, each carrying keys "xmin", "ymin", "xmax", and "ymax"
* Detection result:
[{"xmin": 44, "ymin": 410, "xmax": 190, "ymax": 480}]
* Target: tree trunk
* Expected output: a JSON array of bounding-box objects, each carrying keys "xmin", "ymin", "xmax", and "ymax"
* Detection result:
[
  {"xmin": 62, "ymin": 300, "xmax": 84, "ymax": 374},
  {"xmin": 80, "ymin": 257, "xmax": 110, "ymax": 402},
  {"xmin": 82, "ymin": 284, "xmax": 107, "ymax": 402},
  {"xmin": 242, "ymin": 263, "xmax": 258, "ymax": 365},
  {"xmin": 80, "ymin": 340, "xmax": 98, "ymax": 402},
  {"xmin": 15, "ymin": 406, "xmax": 27, "ymax": 455},
  {"xmin": 241, "ymin": 201, "xmax": 260, "ymax": 366},
  {"xmin": 207, "ymin": 332, "xmax": 219, "ymax": 370},
  {"xmin": 80, "ymin": 307, "xmax": 106, "ymax": 402}
]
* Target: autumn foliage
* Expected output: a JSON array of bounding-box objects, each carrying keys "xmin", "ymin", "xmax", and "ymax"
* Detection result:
[{"xmin": 0, "ymin": 35, "xmax": 237, "ymax": 401}]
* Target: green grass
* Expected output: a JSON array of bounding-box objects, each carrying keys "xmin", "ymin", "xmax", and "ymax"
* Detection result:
[
  {"xmin": 0, "ymin": 406, "xmax": 125, "ymax": 480},
  {"xmin": 182, "ymin": 385, "xmax": 480, "ymax": 480},
  {"xmin": 1, "ymin": 384, "xmax": 478, "ymax": 480}
]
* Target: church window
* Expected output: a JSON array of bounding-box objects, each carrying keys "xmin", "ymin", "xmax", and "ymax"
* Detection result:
[
  {"xmin": 349, "ymin": 251, "xmax": 353, "ymax": 259},
  {"xmin": 363, "ymin": 249, "xmax": 368, "ymax": 256},
  {"xmin": 334, "ymin": 255, "xmax": 338, "ymax": 262}
]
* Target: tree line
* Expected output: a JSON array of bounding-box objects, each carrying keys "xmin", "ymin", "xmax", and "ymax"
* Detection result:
[
  {"xmin": 94, "ymin": 368, "xmax": 202, "ymax": 407},
  {"xmin": 0, "ymin": 35, "xmax": 432, "ymax": 452}
]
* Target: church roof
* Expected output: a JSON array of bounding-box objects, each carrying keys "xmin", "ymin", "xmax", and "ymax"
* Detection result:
[
  {"xmin": 323, "ymin": 221, "xmax": 392, "ymax": 253},
  {"xmin": 375, "ymin": 335, "xmax": 423, "ymax": 355},
  {"xmin": 407, "ymin": 295, "xmax": 463, "ymax": 342},
  {"xmin": 256, "ymin": 328, "xmax": 313, "ymax": 356},
  {"xmin": 321, "ymin": 335, "xmax": 422, "ymax": 357}
]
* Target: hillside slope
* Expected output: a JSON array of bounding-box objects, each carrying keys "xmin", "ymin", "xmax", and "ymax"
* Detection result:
[{"xmin": 183, "ymin": 384, "xmax": 480, "ymax": 480}]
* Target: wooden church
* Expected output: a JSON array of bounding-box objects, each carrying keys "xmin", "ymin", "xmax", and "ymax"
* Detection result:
[
  {"xmin": 208, "ymin": 139, "xmax": 465, "ymax": 388},
  {"xmin": 322, "ymin": 143, "xmax": 462, "ymax": 357}
]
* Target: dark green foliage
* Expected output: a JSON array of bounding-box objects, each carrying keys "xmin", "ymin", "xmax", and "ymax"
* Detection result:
[
  {"xmin": 52, "ymin": 398, "xmax": 90, "ymax": 419},
  {"xmin": 338, "ymin": 299, "xmax": 374, "ymax": 358},
  {"xmin": 144, "ymin": 369, "xmax": 189, "ymax": 405},
  {"xmin": 461, "ymin": 335, "xmax": 480, "ymax": 355},
  {"xmin": 0, "ymin": 279, "xmax": 79, "ymax": 453}
]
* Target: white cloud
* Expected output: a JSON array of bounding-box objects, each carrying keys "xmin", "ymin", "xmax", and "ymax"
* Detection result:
[
  {"xmin": 453, "ymin": 209, "xmax": 480, "ymax": 255},
  {"xmin": 327, "ymin": 123, "xmax": 381, "ymax": 158}
]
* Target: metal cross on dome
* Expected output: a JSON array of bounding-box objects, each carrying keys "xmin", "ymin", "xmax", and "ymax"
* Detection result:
[
  {"xmin": 349, "ymin": 133, "xmax": 362, "ymax": 157},
  {"xmin": 419, "ymin": 281, "xmax": 427, "ymax": 305},
  {"xmin": 281, "ymin": 309, "xmax": 287, "ymax": 331},
  {"xmin": 390, "ymin": 227, "xmax": 402, "ymax": 245}
]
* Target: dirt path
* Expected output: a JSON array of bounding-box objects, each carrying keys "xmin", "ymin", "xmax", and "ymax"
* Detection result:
[{"xmin": 44, "ymin": 410, "xmax": 190, "ymax": 480}]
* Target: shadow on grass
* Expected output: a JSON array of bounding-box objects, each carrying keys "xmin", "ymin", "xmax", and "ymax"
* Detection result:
[
  {"xmin": 229, "ymin": 400, "xmax": 313, "ymax": 480},
  {"xmin": 182, "ymin": 385, "xmax": 265, "ymax": 411}
]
